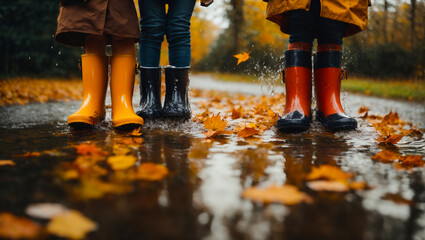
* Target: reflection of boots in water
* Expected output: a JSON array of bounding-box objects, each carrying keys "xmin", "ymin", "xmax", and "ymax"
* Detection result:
[
  {"xmin": 314, "ymin": 44, "xmax": 357, "ymax": 131},
  {"xmin": 277, "ymin": 42, "xmax": 312, "ymax": 133},
  {"xmin": 110, "ymin": 54, "xmax": 144, "ymax": 131},
  {"xmin": 68, "ymin": 54, "xmax": 108, "ymax": 129},
  {"xmin": 136, "ymin": 67, "xmax": 162, "ymax": 119},
  {"xmin": 162, "ymin": 67, "xmax": 192, "ymax": 120}
]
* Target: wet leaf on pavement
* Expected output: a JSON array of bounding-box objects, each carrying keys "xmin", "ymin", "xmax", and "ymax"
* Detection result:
[{"xmin": 371, "ymin": 150, "xmax": 400, "ymax": 163}]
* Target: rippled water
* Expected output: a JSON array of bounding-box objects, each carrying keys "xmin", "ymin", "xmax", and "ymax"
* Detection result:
[{"xmin": 0, "ymin": 75, "xmax": 424, "ymax": 240}]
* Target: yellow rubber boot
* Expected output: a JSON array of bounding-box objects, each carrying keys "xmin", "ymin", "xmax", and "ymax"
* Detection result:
[
  {"xmin": 68, "ymin": 54, "xmax": 107, "ymax": 129},
  {"xmin": 110, "ymin": 55, "xmax": 144, "ymax": 131}
]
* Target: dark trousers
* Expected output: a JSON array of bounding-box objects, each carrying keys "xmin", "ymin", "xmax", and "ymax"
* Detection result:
[
  {"xmin": 288, "ymin": 0, "xmax": 346, "ymax": 45},
  {"xmin": 138, "ymin": 0, "xmax": 196, "ymax": 67}
]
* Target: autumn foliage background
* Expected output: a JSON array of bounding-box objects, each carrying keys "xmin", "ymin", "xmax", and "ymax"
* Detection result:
[{"xmin": 1, "ymin": 0, "xmax": 425, "ymax": 80}]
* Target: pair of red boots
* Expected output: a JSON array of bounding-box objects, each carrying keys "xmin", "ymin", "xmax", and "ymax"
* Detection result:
[{"xmin": 277, "ymin": 42, "xmax": 357, "ymax": 133}]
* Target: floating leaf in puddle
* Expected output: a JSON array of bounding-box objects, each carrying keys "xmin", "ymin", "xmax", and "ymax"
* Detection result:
[
  {"xmin": 306, "ymin": 165, "xmax": 353, "ymax": 182},
  {"xmin": 394, "ymin": 155, "xmax": 424, "ymax": 170},
  {"xmin": 308, "ymin": 180, "xmax": 349, "ymax": 192},
  {"xmin": 134, "ymin": 163, "xmax": 169, "ymax": 181},
  {"xmin": 47, "ymin": 210, "xmax": 97, "ymax": 239},
  {"xmin": 242, "ymin": 185, "xmax": 313, "ymax": 205},
  {"xmin": 107, "ymin": 155, "xmax": 136, "ymax": 170},
  {"xmin": 26, "ymin": 203, "xmax": 69, "ymax": 220},
  {"xmin": 0, "ymin": 160, "xmax": 15, "ymax": 166},
  {"xmin": 237, "ymin": 126, "xmax": 260, "ymax": 138},
  {"xmin": 371, "ymin": 150, "xmax": 400, "ymax": 163},
  {"xmin": 12, "ymin": 152, "xmax": 41, "ymax": 157},
  {"xmin": 74, "ymin": 143, "xmax": 107, "ymax": 156},
  {"xmin": 0, "ymin": 212, "xmax": 41, "ymax": 239}
]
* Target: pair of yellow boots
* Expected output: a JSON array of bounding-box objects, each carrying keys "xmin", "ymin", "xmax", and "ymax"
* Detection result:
[{"xmin": 68, "ymin": 54, "xmax": 144, "ymax": 131}]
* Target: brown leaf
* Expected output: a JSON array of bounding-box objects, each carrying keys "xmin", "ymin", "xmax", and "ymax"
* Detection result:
[
  {"xmin": 394, "ymin": 155, "xmax": 424, "ymax": 170},
  {"xmin": 0, "ymin": 212, "xmax": 41, "ymax": 239},
  {"xmin": 47, "ymin": 210, "xmax": 97, "ymax": 239},
  {"xmin": 382, "ymin": 193, "xmax": 415, "ymax": 205},
  {"xmin": 231, "ymin": 106, "xmax": 243, "ymax": 119},
  {"xmin": 134, "ymin": 162, "xmax": 169, "ymax": 181},
  {"xmin": 242, "ymin": 185, "xmax": 313, "ymax": 205},
  {"xmin": 358, "ymin": 106, "xmax": 370, "ymax": 115},
  {"xmin": 376, "ymin": 134, "xmax": 404, "ymax": 145}
]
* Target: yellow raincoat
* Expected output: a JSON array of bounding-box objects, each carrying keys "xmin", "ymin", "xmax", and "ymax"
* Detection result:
[{"xmin": 266, "ymin": 0, "xmax": 370, "ymax": 37}]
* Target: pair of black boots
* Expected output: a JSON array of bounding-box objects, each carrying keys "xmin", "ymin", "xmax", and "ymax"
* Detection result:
[{"xmin": 136, "ymin": 67, "xmax": 191, "ymax": 120}]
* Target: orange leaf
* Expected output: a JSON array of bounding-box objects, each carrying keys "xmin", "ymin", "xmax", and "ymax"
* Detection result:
[
  {"xmin": 203, "ymin": 114, "xmax": 227, "ymax": 132},
  {"xmin": 306, "ymin": 165, "xmax": 353, "ymax": 182},
  {"xmin": 358, "ymin": 106, "xmax": 370, "ymax": 114},
  {"xmin": 0, "ymin": 212, "xmax": 41, "ymax": 239},
  {"xmin": 231, "ymin": 106, "xmax": 243, "ymax": 119},
  {"xmin": 371, "ymin": 150, "xmax": 400, "ymax": 163},
  {"xmin": 382, "ymin": 193, "xmax": 414, "ymax": 205},
  {"xmin": 74, "ymin": 143, "xmax": 107, "ymax": 156},
  {"xmin": 394, "ymin": 155, "xmax": 424, "ymax": 170},
  {"xmin": 13, "ymin": 152, "xmax": 41, "ymax": 157},
  {"xmin": 130, "ymin": 126, "xmax": 143, "ymax": 136},
  {"xmin": 242, "ymin": 185, "xmax": 313, "ymax": 205},
  {"xmin": 0, "ymin": 160, "xmax": 15, "ymax": 166},
  {"xmin": 233, "ymin": 52, "xmax": 250, "ymax": 65},
  {"xmin": 308, "ymin": 180, "xmax": 349, "ymax": 192},
  {"xmin": 135, "ymin": 162, "xmax": 169, "ymax": 181},
  {"xmin": 376, "ymin": 134, "xmax": 404, "ymax": 145},
  {"xmin": 237, "ymin": 127, "xmax": 260, "ymax": 138}
]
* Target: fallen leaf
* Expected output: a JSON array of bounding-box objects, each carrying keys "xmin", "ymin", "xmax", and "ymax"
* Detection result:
[
  {"xmin": 0, "ymin": 212, "xmax": 41, "ymax": 239},
  {"xmin": 26, "ymin": 203, "xmax": 69, "ymax": 220},
  {"xmin": 306, "ymin": 165, "xmax": 353, "ymax": 182},
  {"xmin": 371, "ymin": 150, "xmax": 400, "ymax": 163},
  {"xmin": 394, "ymin": 155, "xmax": 424, "ymax": 170},
  {"xmin": 242, "ymin": 185, "xmax": 313, "ymax": 205},
  {"xmin": 233, "ymin": 52, "xmax": 250, "ymax": 65},
  {"xmin": 237, "ymin": 127, "xmax": 260, "ymax": 138},
  {"xmin": 382, "ymin": 193, "xmax": 415, "ymax": 205},
  {"xmin": 376, "ymin": 134, "xmax": 404, "ymax": 145},
  {"xmin": 231, "ymin": 106, "xmax": 243, "ymax": 119},
  {"xmin": 107, "ymin": 155, "xmax": 136, "ymax": 170},
  {"xmin": 131, "ymin": 126, "xmax": 143, "ymax": 136},
  {"xmin": 13, "ymin": 152, "xmax": 41, "ymax": 157},
  {"xmin": 74, "ymin": 143, "xmax": 107, "ymax": 156},
  {"xmin": 358, "ymin": 106, "xmax": 370, "ymax": 114},
  {"xmin": 47, "ymin": 210, "xmax": 97, "ymax": 239},
  {"xmin": 307, "ymin": 180, "xmax": 349, "ymax": 192},
  {"xmin": 134, "ymin": 162, "xmax": 169, "ymax": 181},
  {"xmin": 0, "ymin": 160, "xmax": 15, "ymax": 166},
  {"xmin": 204, "ymin": 114, "xmax": 227, "ymax": 132}
]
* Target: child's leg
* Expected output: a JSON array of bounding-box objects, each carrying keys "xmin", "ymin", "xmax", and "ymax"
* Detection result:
[
  {"xmin": 160, "ymin": 0, "xmax": 196, "ymax": 120},
  {"xmin": 276, "ymin": 10, "xmax": 314, "ymax": 133},
  {"xmin": 138, "ymin": 0, "xmax": 166, "ymax": 67},
  {"xmin": 314, "ymin": 19, "xmax": 357, "ymax": 131},
  {"xmin": 110, "ymin": 37, "xmax": 144, "ymax": 130},
  {"xmin": 68, "ymin": 35, "xmax": 108, "ymax": 129},
  {"xmin": 166, "ymin": 0, "xmax": 196, "ymax": 67}
]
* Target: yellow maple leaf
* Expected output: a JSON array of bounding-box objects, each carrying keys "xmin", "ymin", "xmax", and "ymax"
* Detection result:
[
  {"xmin": 135, "ymin": 162, "xmax": 169, "ymax": 181},
  {"xmin": 233, "ymin": 52, "xmax": 250, "ymax": 65},
  {"xmin": 47, "ymin": 210, "xmax": 97, "ymax": 240},
  {"xmin": 203, "ymin": 114, "xmax": 227, "ymax": 132},
  {"xmin": 107, "ymin": 155, "xmax": 136, "ymax": 170},
  {"xmin": 242, "ymin": 185, "xmax": 313, "ymax": 205}
]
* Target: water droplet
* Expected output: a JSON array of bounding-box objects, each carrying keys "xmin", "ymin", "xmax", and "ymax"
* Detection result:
[
  {"xmin": 51, "ymin": 46, "xmax": 54, "ymax": 49},
  {"xmin": 55, "ymin": 63, "xmax": 59, "ymax": 67},
  {"xmin": 28, "ymin": 56, "xmax": 31, "ymax": 60},
  {"xmin": 58, "ymin": 51, "xmax": 62, "ymax": 55}
]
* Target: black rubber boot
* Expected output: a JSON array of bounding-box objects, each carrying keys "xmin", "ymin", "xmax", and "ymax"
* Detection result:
[
  {"xmin": 276, "ymin": 45, "xmax": 312, "ymax": 133},
  {"xmin": 162, "ymin": 67, "xmax": 192, "ymax": 119},
  {"xmin": 136, "ymin": 67, "xmax": 162, "ymax": 119}
]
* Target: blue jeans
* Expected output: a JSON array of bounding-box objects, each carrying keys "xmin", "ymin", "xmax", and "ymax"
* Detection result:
[
  {"xmin": 138, "ymin": 0, "xmax": 196, "ymax": 67},
  {"xmin": 288, "ymin": 0, "xmax": 346, "ymax": 45}
]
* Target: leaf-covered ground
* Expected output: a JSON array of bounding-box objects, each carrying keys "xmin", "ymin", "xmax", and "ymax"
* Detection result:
[{"xmin": 0, "ymin": 76, "xmax": 424, "ymax": 239}]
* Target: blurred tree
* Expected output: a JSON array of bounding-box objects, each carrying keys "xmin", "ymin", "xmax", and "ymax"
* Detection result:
[{"xmin": 0, "ymin": 0, "xmax": 81, "ymax": 78}]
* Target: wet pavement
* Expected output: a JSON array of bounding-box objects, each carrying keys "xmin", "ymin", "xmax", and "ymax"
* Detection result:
[{"xmin": 0, "ymin": 74, "xmax": 424, "ymax": 240}]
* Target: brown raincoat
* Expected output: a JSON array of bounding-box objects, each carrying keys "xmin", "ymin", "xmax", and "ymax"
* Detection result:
[
  {"xmin": 55, "ymin": 0, "xmax": 140, "ymax": 47},
  {"xmin": 266, "ymin": 0, "xmax": 370, "ymax": 37}
]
